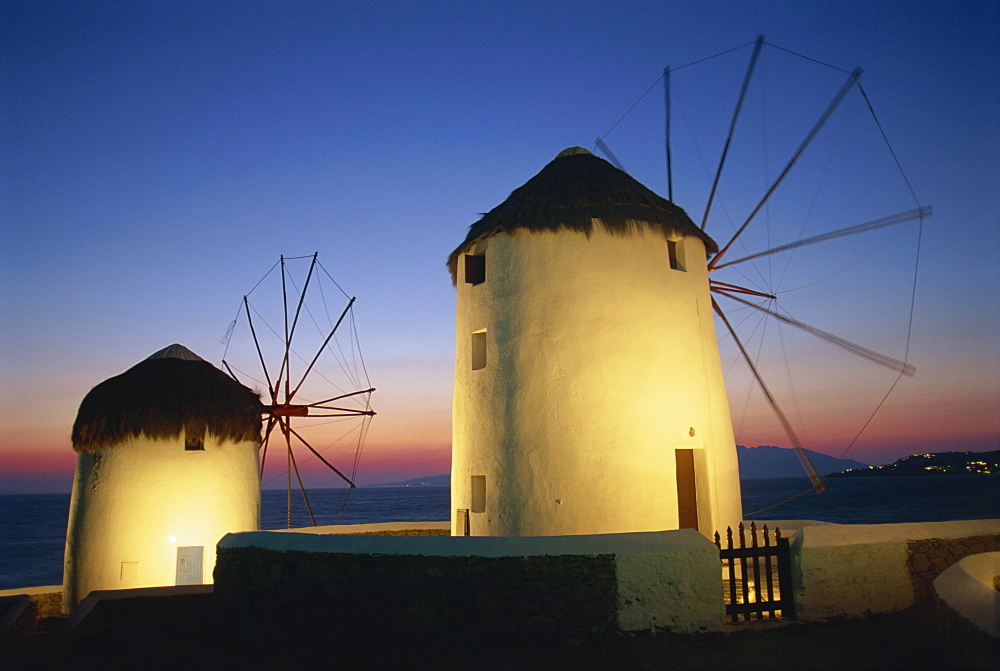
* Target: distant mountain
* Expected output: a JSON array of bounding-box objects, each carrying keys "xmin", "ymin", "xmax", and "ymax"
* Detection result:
[
  {"xmin": 830, "ymin": 450, "xmax": 1000, "ymax": 477},
  {"xmin": 365, "ymin": 473, "xmax": 450, "ymax": 488},
  {"xmin": 369, "ymin": 447, "xmax": 868, "ymax": 487},
  {"xmin": 737, "ymin": 445, "xmax": 868, "ymax": 479}
]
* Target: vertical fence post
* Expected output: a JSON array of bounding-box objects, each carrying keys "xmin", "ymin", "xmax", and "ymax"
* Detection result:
[
  {"xmin": 726, "ymin": 526, "xmax": 738, "ymax": 623},
  {"xmin": 738, "ymin": 523, "xmax": 751, "ymax": 621},
  {"xmin": 750, "ymin": 521, "xmax": 763, "ymax": 620},
  {"xmin": 763, "ymin": 525, "xmax": 776, "ymax": 619},
  {"xmin": 776, "ymin": 527, "xmax": 794, "ymax": 619}
]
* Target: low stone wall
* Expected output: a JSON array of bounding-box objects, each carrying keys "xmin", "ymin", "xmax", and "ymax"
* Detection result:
[
  {"xmin": 0, "ymin": 587, "xmax": 62, "ymax": 634},
  {"xmin": 792, "ymin": 519, "xmax": 1000, "ymax": 621},
  {"xmin": 216, "ymin": 547, "xmax": 617, "ymax": 641},
  {"xmin": 214, "ymin": 529, "xmax": 722, "ymax": 641},
  {"xmin": 908, "ymin": 535, "xmax": 1000, "ymax": 602}
]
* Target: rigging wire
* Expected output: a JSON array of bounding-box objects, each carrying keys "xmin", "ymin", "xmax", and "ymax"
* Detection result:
[
  {"xmin": 763, "ymin": 41, "xmax": 855, "ymax": 75},
  {"xmin": 858, "ymin": 84, "xmax": 924, "ymax": 209},
  {"xmin": 773, "ymin": 87, "xmax": 856, "ymax": 292},
  {"xmin": 744, "ymin": 200, "xmax": 926, "ymax": 518},
  {"xmin": 595, "ymin": 38, "xmax": 849, "ymax": 178},
  {"xmin": 596, "ymin": 40, "xmax": 756, "ymax": 145}
]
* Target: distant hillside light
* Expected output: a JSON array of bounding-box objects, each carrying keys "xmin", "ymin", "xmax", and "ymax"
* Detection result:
[
  {"xmin": 448, "ymin": 149, "xmax": 742, "ymax": 537},
  {"xmin": 62, "ymin": 344, "xmax": 262, "ymax": 612}
]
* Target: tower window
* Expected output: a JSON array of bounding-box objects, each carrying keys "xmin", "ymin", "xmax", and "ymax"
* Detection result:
[
  {"xmin": 185, "ymin": 436, "xmax": 204, "ymax": 451},
  {"xmin": 465, "ymin": 253, "xmax": 486, "ymax": 285},
  {"xmin": 668, "ymin": 239, "xmax": 686, "ymax": 272},
  {"xmin": 471, "ymin": 330, "xmax": 487, "ymax": 370},
  {"xmin": 471, "ymin": 475, "xmax": 486, "ymax": 513}
]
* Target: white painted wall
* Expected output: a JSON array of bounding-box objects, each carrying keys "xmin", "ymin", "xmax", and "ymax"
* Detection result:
[
  {"xmin": 452, "ymin": 225, "xmax": 741, "ymax": 538},
  {"xmin": 220, "ymin": 527, "xmax": 725, "ymax": 634},
  {"xmin": 934, "ymin": 551, "xmax": 1000, "ymax": 637},
  {"xmin": 62, "ymin": 434, "xmax": 259, "ymax": 612},
  {"xmin": 793, "ymin": 519, "xmax": 1000, "ymax": 621},
  {"xmin": 614, "ymin": 530, "xmax": 723, "ymax": 634}
]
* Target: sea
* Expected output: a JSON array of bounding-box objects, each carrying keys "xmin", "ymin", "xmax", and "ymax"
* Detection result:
[{"xmin": 2, "ymin": 476, "xmax": 997, "ymax": 591}]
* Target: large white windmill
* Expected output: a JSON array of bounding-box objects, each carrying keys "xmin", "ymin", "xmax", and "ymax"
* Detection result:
[{"xmin": 448, "ymin": 37, "xmax": 927, "ymax": 538}]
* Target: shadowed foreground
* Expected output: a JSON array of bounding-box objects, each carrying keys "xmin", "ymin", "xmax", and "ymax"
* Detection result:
[{"xmin": 0, "ymin": 592, "xmax": 973, "ymax": 671}]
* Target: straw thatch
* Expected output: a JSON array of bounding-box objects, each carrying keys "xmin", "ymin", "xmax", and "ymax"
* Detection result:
[
  {"xmin": 448, "ymin": 147, "xmax": 717, "ymax": 283},
  {"xmin": 72, "ymin": 345, "xmax": 262, "ymax": 452}
]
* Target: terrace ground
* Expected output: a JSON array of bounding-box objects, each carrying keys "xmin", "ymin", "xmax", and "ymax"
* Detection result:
[{"xmin": 0, "ymin": 593, "xmax": 977, "ymax": 670}]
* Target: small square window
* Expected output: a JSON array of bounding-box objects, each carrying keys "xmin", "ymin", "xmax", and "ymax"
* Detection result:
[
  {"xmin": 185, "ymin": 436, "xmax": 204, "ymax": 451},
  {"xmin": 465, "ymin": 253, "xmax": 486, "ymax": 285}
]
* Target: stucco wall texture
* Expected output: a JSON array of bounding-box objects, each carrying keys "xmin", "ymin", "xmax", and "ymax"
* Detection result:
[
  {"xmin": 452, "ymin": 227, "xmax": 742, "ymax": 539},
  {"xmin": 216, "ymin": 527, "xmax": 724, "ymax": 638},
  {"xmin": 792, "ymin": 519, "xmax": 1000, "ymax": 621},
  {"xmin": 62, "ymin": 435, "xmax": 260, "ymax": 612}
]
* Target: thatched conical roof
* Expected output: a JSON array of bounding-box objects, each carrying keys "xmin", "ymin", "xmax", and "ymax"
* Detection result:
[
  {"xmin": 448, "ymin": 147, "xmax": 717, "ymax": 283},
  {"xmin": 72, "ymin": 344, "xmax": 262, "ymax": 452}
]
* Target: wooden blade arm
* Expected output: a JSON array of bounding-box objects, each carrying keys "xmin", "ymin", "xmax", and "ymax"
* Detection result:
[
  {"xmin": 308, "ymin": 387, "xmax": 376, "ymax": 406},
  {"xmin": 711, "ymin": 206, "xmax": 931, "ymax": 270},
  {"xmin": 709, "ymin": 66, "xmax": 863, "ymax": 270},
  {"xmin": 276, "ymin": 252, "xmax": 319, "ymax": 402},
  {"xmin": 244, "ymin": 295, "xmax": 275, "ymax": 401},
  {"xmin": 594, "ymin": 138, "xmax": 627, "ymax": 172},
  {"xmin": 286, "ymin": 424, "xmax": 356, "ymax": 488},
  {"xmin": 715, "ymin": 290, "xmax": 915, "ymax": 377},
  {"xmin": 701, "ymin": 35, "xmax": 764, "ymax": 230},
  {"xmin": 283, "ymin": 424, "xmax": 317, "ymax": 527},
  {"xmin": 713, "ymin": 298, "xmax": 827, "ymax": 494},
  {"xmin": 288, "ymin": 297, "xmax": 356, "ymax": 402}
]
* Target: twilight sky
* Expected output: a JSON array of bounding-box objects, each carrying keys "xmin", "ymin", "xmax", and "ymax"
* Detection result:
[{"xmin": 2, "ymin": 1, "xmax": 997, "ymax": 494}]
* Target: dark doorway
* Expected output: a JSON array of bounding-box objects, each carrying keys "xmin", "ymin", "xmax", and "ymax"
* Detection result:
[{"xmin": 676, "ymin": 448, "xmax": 699, "ymax": 529}]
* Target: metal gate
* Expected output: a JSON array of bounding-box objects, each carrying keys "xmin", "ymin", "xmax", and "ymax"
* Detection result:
[{"xmin": 715, "ymin": 522, "xmax": 793, "ymax": 623}]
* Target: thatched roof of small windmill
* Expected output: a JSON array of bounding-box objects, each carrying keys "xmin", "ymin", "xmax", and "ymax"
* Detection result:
[
  {"xmin": 72, "ymin": 344, "xmax": 263, "ymax": 452},
  {"xmin": 448, "ymin": 147, "xmax": 717, "ymax": 283}
]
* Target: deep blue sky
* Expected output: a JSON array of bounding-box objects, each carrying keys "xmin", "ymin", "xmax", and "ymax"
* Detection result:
[{"xmin": 2, "ymin": 1, "xmax": 997, "ymax": 493}]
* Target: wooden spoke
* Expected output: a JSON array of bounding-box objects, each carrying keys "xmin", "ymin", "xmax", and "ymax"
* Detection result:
[
  {"xmin": 701, "ymin": 35, "xmax": 764, "ymax": 230},
  {"xmin": 286, "ymin": 423, "xmax": 356, "ymax": 488},
  {"xmin": 244, "ymin": 295, "xmax": 275, "ymax": 401},
  {"xmin": 663, "ymin": 65, "xmax": 673, "ymax": 201},
  {"xmin": 259, "ymin": 415, "xmax": 277, "ymax": 478},
  {"xmin": 288, "ymin": 297, "xmax": 356, "ymax": 402},
  {"xmin": 709, "ymin": 66, "xmax": 863, "ymax": 270},
  {"xmin": 715, "ymin": 290, "xmax": 915, "ymax": 376},
  {"xmin": 276, "ymin": 252, "xmax": 319, "ymax": 404},
  {"xmin": 221, "ymin": 359, "xmax": 241, "ymax": 384},
  {"xmin": 711, "ymin": 206, "xmax": 932, "ymax": 270},
  {"xmin": 308, "ymin": 387, "xmax": 377, "ymax": 406},
  {"xmin": 710, "ymin": 280, "xmax": 776, "ymax": 300},
  {"xmin": 713, "ymin": 298, "xmax": 827, "ymax": 494},
  {"xmin": 594, "ymin": 138, "xmax": 627, "ymax": 172},
  {"xmin": 284, "ymin": 421, "xmax": 317, "ymax": 527}
]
